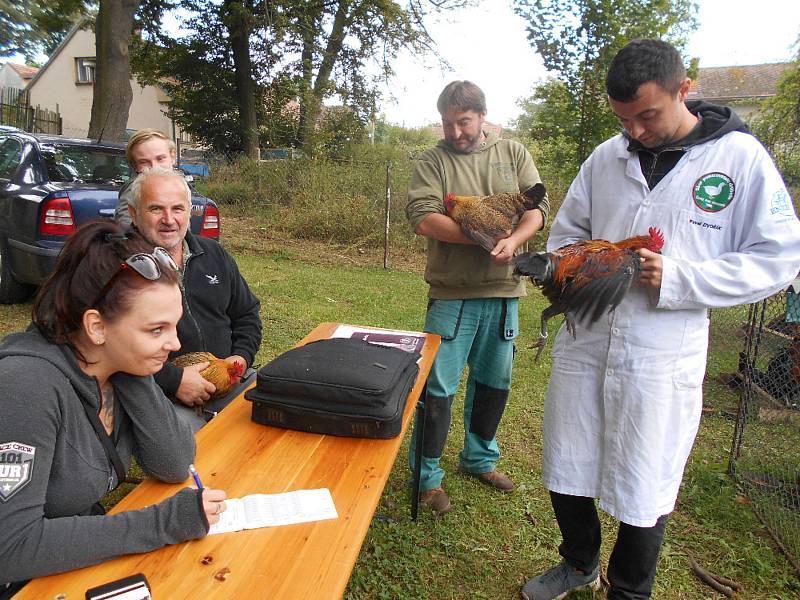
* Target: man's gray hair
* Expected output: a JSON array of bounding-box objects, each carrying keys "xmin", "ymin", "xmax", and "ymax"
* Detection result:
[{"xmin": 128, "ymin": 166, "xmax": 191, "ymax": 212}]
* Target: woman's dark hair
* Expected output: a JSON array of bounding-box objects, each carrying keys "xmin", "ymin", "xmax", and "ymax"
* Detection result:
[
  {"xmin": 437, "ymin": 80, "xmax": 487, "ymax": 115},
  {"xmin": 33, "ymin": 220, "xmax": 180, "ymax": 347},
  {"xmin": 606, "ymin": 38, "xmax": 686, "ymax": 102}
]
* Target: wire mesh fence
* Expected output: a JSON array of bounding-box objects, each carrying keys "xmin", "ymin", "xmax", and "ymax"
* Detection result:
[
  {"xmin": 180, "ymin": 144, "xmax": 426, "ymax": 266},
  {"xmin": 715, "ymin": 287, "xmax": 800, "ymax": 576}
]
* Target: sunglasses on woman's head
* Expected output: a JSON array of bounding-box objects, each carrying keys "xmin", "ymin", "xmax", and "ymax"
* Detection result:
[
  {"xmin": 123, "ymin": 247, "xmax": 178, "ymax": 279},
  {"xmin": 91, "ymin": 247, "xmax": 178, "ymax": 308}
]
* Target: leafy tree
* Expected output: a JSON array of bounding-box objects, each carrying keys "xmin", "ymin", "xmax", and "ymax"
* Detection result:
[
  {"xmin": 132, "ymin": 0, "xmax": 467, "ymax": 156},
  {"xmin": 751, "ymin": 45, "xmax": 800, "ymax": 187},
  {"xmin": 513, "ymin": 0, "xmax": 697, "ymax": 170},
  {"xmin": 510, "ymin": 79, "xmax": 579, "ymax": 186},
  {"xmin": 0, "ymin": 0, "xmax": 89, "ymax": 61},
  {"xmin": 513, "ymin": 79, "xmax": 578, "ymax": 143},
  {"xmin": 287, "ymin": 0, "xmax": 467, "ymax": 155},
  {"xmin": 213, "ymin": 0, "xmax": 261, "ymax": 158},
  {"xmin": 315, "ymin": 106, "xmax": 368, "ymax": 159},
  {"xmin": 2, "ymin": 0, "xmax": 169, "ymax": 142},
  {"xmin": 374, "ymin": 121, "xmax": 439, "ymax": 154},
  {"xmin": 131, "ymin": 1, "xmax": 271, "ymax": 155}
]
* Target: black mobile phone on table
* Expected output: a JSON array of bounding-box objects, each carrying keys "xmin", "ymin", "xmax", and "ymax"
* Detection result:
[{"xmin": 85, "ymin": 573, "xmax": 152, "ymax": 600}]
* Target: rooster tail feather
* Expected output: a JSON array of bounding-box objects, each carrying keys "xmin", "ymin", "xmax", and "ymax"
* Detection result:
[
  {"xmin": 522, "ymin": 183, "xmax": 546, "ymax": 210},
  {"xmin": 563, "ymin": 254, "xmax": 641, "ymax": 326}
]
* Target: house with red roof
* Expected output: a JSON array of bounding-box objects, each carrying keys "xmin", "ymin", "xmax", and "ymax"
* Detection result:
[
  {"xmin": 0, "ymin": 62, "xmax": 40, "ymax": 90},
  {"xmin": 687, "ymin": 63, "xmax": 790, "ymax": 120}
]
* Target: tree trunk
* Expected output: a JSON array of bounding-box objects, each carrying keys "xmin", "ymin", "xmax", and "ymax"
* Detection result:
[
  {"xmin": 225, "ymin": 0, "xmax": 259, "ymax": 160},
  {"xmin": 297, "ymin": 7, "xmax": 319, "ymax": 153},
  {"xmin": 88, "ymin": 0, "xmax": 140, "ymax": 142},
  {"xmin": 298, "ymin": 0, "xmax": 350, "ymax": 154}
]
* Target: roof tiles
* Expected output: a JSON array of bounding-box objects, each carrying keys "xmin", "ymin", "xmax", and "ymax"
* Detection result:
[{"xmin": 688, "ymin": 63, "xmax": 790, "ymax": 101}]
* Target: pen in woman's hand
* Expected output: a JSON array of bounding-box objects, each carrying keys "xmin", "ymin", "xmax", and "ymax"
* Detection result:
[{"xmin": 188, "ymin": 463, "xmax": 204, "ymax": 491}]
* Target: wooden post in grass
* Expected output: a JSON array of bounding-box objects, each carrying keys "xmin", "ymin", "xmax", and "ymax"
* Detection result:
[{"xmin": 384, "ymin": 162, "xmax": 391, "ymax": 269}]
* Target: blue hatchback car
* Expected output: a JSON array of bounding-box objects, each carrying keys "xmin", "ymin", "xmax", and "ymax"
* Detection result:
[{"xmin": 0, "ymin": 131, "xmax": 220, "ymax": 303}]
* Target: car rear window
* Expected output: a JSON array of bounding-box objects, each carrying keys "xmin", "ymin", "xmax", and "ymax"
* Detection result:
[{"xmin": 40, "ymin": 143, "xmax": 131, "ymax": 183}]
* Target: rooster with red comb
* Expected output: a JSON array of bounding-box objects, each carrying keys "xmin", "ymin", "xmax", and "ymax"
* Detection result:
[{"xmin": 514, "ymin": 227, "xmax": 665, "ymax": 359}]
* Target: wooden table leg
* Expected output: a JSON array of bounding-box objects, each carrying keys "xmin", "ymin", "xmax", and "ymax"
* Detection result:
[{"xmin": 411, "ymin": 386, "xmax": 426, "ymax": 521}]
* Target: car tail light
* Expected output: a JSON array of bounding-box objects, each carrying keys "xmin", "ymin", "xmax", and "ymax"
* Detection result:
[
  {"xmin": 200, "ymin": 204, "xmax": 220, "ymax": 238},
  {"xmin": 39, "ymin": 195, "xmax": 76, "ymax": 236}
]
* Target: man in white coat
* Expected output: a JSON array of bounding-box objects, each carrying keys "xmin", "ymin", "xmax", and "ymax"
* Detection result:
[{"xmin": 521, "ymin": 39, "xmax": 800, "ymax": 600}]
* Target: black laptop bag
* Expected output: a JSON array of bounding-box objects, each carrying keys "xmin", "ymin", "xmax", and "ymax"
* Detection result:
[{"xmin": 245, "ymin": 338, "xmax": 420, "ymax": 438}]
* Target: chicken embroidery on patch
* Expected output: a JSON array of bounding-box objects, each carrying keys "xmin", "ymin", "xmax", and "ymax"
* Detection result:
[{"xmin": 692, "ymin": 172, "xmax": 735, "ymax": 212}]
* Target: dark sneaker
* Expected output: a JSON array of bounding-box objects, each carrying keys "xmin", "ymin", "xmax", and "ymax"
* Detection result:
[
  {"xmin": 520, "ymin": 561, "xmax": 600, "ymax": 600},
  {"xmin": 461, "ymin": 468, "xmax": 515, "ymax": 492},
  {"xmin": 419, "ymin": 487, "xmax": 451, "ymax": 515}
]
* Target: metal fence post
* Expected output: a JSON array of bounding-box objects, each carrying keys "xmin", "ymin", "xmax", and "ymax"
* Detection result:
[{"xmin": 383, "ymin": 162, "xmax": 391, "ymax": 269}]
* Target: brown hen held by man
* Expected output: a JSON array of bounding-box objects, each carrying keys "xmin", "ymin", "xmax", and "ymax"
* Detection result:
[{"xmin": 444, "ymin": 183, "xmax": 547, "ymax": 252}]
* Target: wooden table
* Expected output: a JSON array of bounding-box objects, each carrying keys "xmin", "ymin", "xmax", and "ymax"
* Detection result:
[{"xmin": 16, "ymin": 323, "xmax": 440, "ymax": 600}]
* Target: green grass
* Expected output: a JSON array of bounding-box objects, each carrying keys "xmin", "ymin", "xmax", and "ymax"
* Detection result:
[{"xmin": 1, "ymin": 218, "xmax": 798, "ymax": 599}]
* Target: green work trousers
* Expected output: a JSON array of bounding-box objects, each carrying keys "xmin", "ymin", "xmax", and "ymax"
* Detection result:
[{"xmin": 409, "ymin": 297, "xmax": 518, "ymax": 492}]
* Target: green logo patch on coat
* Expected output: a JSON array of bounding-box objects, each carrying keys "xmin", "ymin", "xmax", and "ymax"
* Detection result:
[{"xmin": 692, "ymin": 172, "xmax": 735, "ymax": 212}]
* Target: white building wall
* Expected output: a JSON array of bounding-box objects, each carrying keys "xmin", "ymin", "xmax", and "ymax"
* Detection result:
[
  {"xmin": 0, "ymin": 65, "xmax": 27, "ymax": 90},
  {"xmin": 27, "ymin": 28, "xmax": 177, "ymax": 139},
  {"xmin": 27, "ymin": 29, "xmax": 95, "ymax": 137}
]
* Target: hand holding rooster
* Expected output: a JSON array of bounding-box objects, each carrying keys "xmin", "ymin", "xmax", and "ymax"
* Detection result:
[
  {"xmin": 514, "ymin": 227, "xmax": 665, "ymax": 360},
  {"xmin": 171, "ymin": 353, "xmax": 246, "ymax": 413},
  {"xmin": 490, "ymin": 204, "xmax": 546, "ymax": 265},
  {"xmin": 638, "ymin": 248, "xmax": 663, "ymax": 290},
  {"xmin": 176, "ymin": 362, "xmax": 215, "ymax": 406}
]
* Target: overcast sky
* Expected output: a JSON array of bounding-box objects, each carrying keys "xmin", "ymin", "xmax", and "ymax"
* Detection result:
[
  {"xmin": 5, "ymin": 0, "xmax": 798, "ymax": 131},
  {"xmin": 378, "ymin": 0, "xmax": 800, "ymax": 128}
]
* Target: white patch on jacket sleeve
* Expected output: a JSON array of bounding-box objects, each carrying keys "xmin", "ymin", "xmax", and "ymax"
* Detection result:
[
  {"xmin": 0, "ymin": 441, "xmax": 36, "ymax": 502},
  {"xmin": 769, "ymin": 189, "xmax": 795, "ymax": 219}
]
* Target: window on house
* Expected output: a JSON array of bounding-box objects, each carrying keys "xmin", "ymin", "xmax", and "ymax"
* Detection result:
[{"xmin": 75, "ymin": 57, "xmax": 96, "ymax": 84}]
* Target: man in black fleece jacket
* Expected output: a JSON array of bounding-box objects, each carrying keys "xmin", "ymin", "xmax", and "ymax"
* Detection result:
[{"xmin": 127, "ymin": 167, "xmax": 262, "ymax": 431}]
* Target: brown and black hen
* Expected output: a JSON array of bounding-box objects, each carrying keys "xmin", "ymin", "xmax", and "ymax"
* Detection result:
[
  {"xmin": 514, "ymin": 227, "xmax": 665, "ymax": 359},
  {"xmin": 444, "ymin": 183, "xmax": 546, "ymax": 252}
]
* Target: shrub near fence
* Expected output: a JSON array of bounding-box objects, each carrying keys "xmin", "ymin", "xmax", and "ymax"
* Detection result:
[
  {"xmin": 194, "ymin": 151, "xmax": 558, "ymax": 264},
  {"xmin": 196, "ymin": 154, "xmax": 421, "ymax": 256}
]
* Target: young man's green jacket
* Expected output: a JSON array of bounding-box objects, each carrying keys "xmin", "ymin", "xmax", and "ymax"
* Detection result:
[{"xmin": 406, "ymin": 132, "xmax": 549, "ymax": 299}]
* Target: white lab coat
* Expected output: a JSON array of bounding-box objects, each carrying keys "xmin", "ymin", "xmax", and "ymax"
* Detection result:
[{"xmin": 542, "ymin": 131, "xmax": 800, "ymax": 527}]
